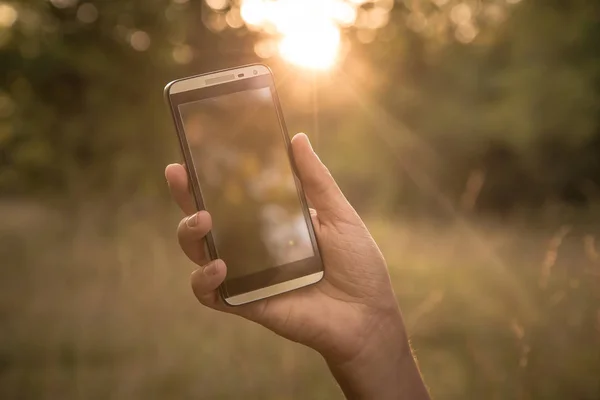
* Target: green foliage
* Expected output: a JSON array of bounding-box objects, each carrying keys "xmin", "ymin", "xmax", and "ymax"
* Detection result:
[
  {"xmin": 321, "ymin": 0, "xmax": 600, "ymax": 215},
  {"xmin": 2, "ymin": 0, "xmax": 600, "ymax": 212}
]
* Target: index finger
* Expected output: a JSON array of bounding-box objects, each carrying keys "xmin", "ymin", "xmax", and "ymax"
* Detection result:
[{"xmin": 165, "ymin": 163, "xmax": 196, "ymax": 215}]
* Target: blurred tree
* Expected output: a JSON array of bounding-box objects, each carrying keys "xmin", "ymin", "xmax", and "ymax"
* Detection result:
[
  {"xmin": 366, "ymin": 0, "xmax": 600, "ymax": 214},
  {"xmin": 0, "ymin": 1, "xmax": 254, "ymax": 200},
  {"xmin": 1, "ymin": 0, "xmax": 599, "ymax": 216}
]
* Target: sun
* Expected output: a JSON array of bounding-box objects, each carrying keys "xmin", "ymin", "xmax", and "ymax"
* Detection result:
[
  {"xmin": 239, "ymin": 0, "xmax": 356, "ymax": 70},
  {"xmin": 202, "ymin": 0, "xmax": 395, "ymax": 70},
  {"xmin": 278, "ymin": 22, "xmax": 341, "ymax": 70}
]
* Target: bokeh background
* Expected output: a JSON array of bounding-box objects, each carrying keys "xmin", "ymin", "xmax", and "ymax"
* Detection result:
[{"xmin": 2, "ymin": 0, "xmax": 600, "ymax": 399}]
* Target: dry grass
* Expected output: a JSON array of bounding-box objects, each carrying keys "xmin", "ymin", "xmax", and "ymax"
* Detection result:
[{"xmin": 1, "ymin": 200, "xmax": 599, "ymax": 399}]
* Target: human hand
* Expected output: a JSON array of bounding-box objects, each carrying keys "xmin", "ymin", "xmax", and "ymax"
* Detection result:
[{"xmin": 165, "ymin": 133, "xmax": 429, "ymax": 399}]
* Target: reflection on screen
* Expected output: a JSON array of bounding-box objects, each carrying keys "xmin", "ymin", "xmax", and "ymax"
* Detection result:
[{"xmin": 178, "ymin": 87, "xmax": 314, "ymax": 279}]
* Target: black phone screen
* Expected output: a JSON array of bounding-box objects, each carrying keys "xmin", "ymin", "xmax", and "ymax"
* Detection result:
[{"xmin": 177, "ymin": 87, "xmax": 315, "ymax": 280}]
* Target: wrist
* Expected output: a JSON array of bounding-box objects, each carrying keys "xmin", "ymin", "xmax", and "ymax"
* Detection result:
[{"xmin": 324, "ymin": 309, "xmax": 429, "ymax": 400}]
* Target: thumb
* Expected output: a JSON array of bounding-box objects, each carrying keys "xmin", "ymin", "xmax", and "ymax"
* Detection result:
[{"xmin": 291, "ymin": 133, "xmax": 355, "ymax": 224}]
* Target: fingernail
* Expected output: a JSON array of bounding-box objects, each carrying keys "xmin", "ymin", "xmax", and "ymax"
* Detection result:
[
  {"xmin": 300, "ymin": 133, "xmax": 313, "ymax": 149},
  {"xmin": 203, "ymin": 262, "xmax": 218, "ymax": 276},
  {"xmin": 165, "ymin": 164, "xmax": 175, "ymax": 180},
  {"xmin": 186, "ymin": 213, "xmax": 198, "ymax": 227}
]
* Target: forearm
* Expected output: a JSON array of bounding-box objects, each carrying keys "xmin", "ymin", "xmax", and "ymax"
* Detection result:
[{"xmin": 326, "ymin": 314, "xmax": 430, "ymax": 400}]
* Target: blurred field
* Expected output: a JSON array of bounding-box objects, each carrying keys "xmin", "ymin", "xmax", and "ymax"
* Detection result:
[{"xmin": 2, "ymin": 200, "xmax": 599, "ymax": 400}]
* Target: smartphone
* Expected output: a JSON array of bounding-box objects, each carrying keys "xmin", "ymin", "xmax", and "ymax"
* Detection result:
[{"xmin": 164, "ymin": 64, "xmax": 324, "ymax": 306}]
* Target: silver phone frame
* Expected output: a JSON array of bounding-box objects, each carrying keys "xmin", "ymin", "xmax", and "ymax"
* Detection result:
[{"xmin": 164, "ymin": 64, "xmax": 324, "ymax": 306}]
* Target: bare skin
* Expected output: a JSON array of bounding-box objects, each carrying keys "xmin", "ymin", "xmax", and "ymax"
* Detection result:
[{"xmin": 166, "ymin": 133, "xmax": 430, "ymax": 400}]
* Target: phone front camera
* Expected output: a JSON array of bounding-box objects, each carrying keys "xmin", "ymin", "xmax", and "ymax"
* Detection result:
[{"xmin": 253, "ymin": 70, "xmax": 258, "ymax": 75}]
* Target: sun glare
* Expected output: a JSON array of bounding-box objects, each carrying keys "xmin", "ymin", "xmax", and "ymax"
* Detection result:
[
  {"xmin": 279, "ymin": 21, "xmax": 340, "ymax": 69},
  {"xmin": 239, "ymin": 0, "xmax": 355, "ymax": 70},
  {"xmin": 204, "ymin": 0, "xmax": 393, "ymax": 70}
]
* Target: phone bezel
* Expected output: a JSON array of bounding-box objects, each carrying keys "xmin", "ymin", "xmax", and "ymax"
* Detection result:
[{"xmin": 164, "ymin": 64, "xmax": 323, "ymax": 305}]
